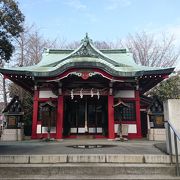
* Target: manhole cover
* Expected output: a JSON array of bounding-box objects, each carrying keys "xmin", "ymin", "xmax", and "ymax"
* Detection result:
[{"xmin": 67, "ymin": 144, "xmax": 116, "ymax": 149}]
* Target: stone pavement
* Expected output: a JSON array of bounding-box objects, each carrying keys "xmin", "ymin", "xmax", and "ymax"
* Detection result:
[
  {"xmin": 1, "ymin": 139, "xmax": 178, "ymax": 180},
  {"xmin": 0, "ymin": 139, "xmax": 165, "ymax": 155}
]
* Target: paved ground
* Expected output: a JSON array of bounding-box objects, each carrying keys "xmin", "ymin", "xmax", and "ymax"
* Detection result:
[{"xmin": 0, "ymin": 139, "xmax": 166, "ymax": 155}]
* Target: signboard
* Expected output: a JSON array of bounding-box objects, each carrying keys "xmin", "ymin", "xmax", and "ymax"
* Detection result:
[{"xmin": 8, "ymin": 116, "xmax": 16, "ymax": 126}]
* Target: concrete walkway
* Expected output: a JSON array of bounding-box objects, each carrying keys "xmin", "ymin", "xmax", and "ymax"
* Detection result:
[{"xmin": 0, "ymin": 139, "xmax": 165, "ymax": 155}]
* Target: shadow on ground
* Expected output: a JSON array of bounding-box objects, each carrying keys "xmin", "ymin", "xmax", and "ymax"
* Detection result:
[{"xmin": 154, "ymin": 142, "xmax": 168, "ymax": 154}]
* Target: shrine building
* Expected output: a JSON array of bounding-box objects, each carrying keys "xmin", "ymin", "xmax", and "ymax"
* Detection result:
[{"xmin": 0, "ymin": 34, "xmax": 174, "ymax": 140}]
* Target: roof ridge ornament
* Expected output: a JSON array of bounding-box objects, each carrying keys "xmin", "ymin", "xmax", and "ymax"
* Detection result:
[
  {"xmin": 81, "ymin": 33, "xmax": 93, "ymax": 46},
  {"xmin": 71, "ymin": 33, "xmax": 97, "ymax": 57}
]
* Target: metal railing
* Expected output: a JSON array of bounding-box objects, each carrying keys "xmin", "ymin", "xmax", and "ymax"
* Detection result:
[{"xmin": 166, "ymin": 121, "xmax": 180, "ymax": 176}]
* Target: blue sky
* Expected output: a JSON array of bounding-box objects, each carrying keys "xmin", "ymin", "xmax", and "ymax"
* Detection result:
[{"xmin": 17, "ymin": 0, "xmax": 180, "ymax": 43}]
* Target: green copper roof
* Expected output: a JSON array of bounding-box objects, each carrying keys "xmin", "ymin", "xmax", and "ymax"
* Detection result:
[{"xmin": 0, "ymin": 34, "xmax": 174, "ymax": 78}]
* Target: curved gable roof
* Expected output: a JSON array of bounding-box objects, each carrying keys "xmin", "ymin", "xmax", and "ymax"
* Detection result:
[
  {"xmin": 0, "ymin": 34, "xmax": 174, "ymax": 78},
  {"xmin": 37, "ymin": 34, "xmax": 133, "ymax": 68}
]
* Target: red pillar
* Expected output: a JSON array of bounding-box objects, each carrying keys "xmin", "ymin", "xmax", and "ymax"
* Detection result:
[
  {"xmin": 56, "ymin": 95, "xmax": 63, "ymax": 139},
  {"xmin": 31, "ymin": 90, "xmax": 39, "ymax": 139},
  {"xmin": 108, "ymin": 95, "xmax": 115, "ymax": 139},
  {"xmin": 135, "ymin": 90, "xmax": 142, "ymax": 138}
]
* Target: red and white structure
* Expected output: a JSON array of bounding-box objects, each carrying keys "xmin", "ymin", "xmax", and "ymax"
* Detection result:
[{"xmin": 0, "ymin": 35, "xmax": 174, "ymax": 140}]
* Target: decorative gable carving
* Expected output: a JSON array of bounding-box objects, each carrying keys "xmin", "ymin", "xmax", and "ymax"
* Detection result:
[
  {"xmin": 71, "ymin": 44, "xmax": 98, "ymax": 58},
  {"xmin": 71, "ymin": 33, "xmax": 99, "ymax": 58}
]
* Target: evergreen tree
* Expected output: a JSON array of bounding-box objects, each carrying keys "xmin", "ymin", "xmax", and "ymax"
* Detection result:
[
  {"xmin": 0, "ymin": 0, "xmax": 24, "ymax": 63},
  {"xmin": 148, "ymin": 75, "xmax": 180, "ymax": 101}
]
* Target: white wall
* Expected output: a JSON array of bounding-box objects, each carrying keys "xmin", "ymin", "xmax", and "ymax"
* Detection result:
[
  {"xmin": 37, "ymin": 124, "xmax": 56, "ymax": 133},
  {"xmin": 70, "ymin": 127, "xmax": 103, "ymax": 133},
  {"xmin": 39, "ymin": 90, "xmax": 57, "ymax": 98},
  {"xmin": 164, "ymin": 99, "xmax": 180, "ymax": 154},
  {"xmin": 114, "ymin": 124, "xmax": 137, "ymax": 134},
  {"xmin": 114, "ymin": 90, "xmax": 135, "ymax": 98}
]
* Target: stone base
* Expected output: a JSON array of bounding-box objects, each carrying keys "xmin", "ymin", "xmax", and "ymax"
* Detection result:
[
  {"xmin": 1, "ymin": 129, "xmax": 24, "ymax": 141},
  {"xmin": 148, "ymin": 129, "xmax": 166, "ymax": 141}
]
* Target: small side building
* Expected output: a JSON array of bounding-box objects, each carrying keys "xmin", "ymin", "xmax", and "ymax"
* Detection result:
[
  {"xmin": 1, "ymin": 96, "xmax": 24, "ymax": 141},
  {"xmin": 147, "ymin": 97, "xmax": 165, "ymax": 141}
]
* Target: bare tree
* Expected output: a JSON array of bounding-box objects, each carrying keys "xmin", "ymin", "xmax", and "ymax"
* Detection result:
[
  {"xmin": 13, "ymin": 24, "xmax": 34, "ymax": 67},
  {"xmin": 125, "ymin": 31, "xmax": 180, "ymax": 67},
  {"xmin": 13, "ymin": 24, "xmax": 58, "ymax": 67},
  {"xmin": 65, "ymin": 41, "xmax": 80, "ymax": 49},
  {"xmin": 94, "ymin": 41, "xmax": 112, "ymax": 49},
  {"xmin": 8, "ymin": 24, "xmax": 58, "ymax": 105},
  {"xmin": 94, "ymin": 40, "xmax": 123, "ymax": 49},
  {"xmin": 6, "ymin": 24, "xmax": 59, "ymax": 131},
  {"xmin": 26, "ymin": 30, "xmax": 58, "ymax": 65},
  {"xmin": 26, "ymin": 31, "xmax": 46, "ymax": 65},
  {"xmin": 0, "ymin": 61, "xmax": 8, "ymax": 107},
  {"xmin": 0, "ymin": 73, "xmax": 8, "ymax": 107},
  {"xmin": 13, "ymin": 30, "xmax": 180, "ymax": 68}
]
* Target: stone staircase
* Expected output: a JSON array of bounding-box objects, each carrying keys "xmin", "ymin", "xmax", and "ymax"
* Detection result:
[{"xmin": 0, "ymin": 154, "xmax": 179, "ymax": 179}]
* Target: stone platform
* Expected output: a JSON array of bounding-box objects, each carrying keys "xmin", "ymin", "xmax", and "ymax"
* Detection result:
[
  {"xmin": 0, "ymin": 139, "xmax": 165, "ymax": 155},
  {"xmin": 0, "ymin": 139, "xmax": 179, "ymax": 179}
]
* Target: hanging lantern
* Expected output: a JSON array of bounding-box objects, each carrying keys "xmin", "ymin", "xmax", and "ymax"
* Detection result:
[
  {"xmin": 91, "ymin": 88, "xmax": 94, "ymax": 97},
  {"xmin": 71, "ymin": 89, "xmax": 74, "ymax": 99},
  {"xmin": 97, "ymin": 89, "xmax": 100, "ymax": 99},
  {"xmin": 80, "ymin": 88, "xmax": 83, "ymax": 98}
]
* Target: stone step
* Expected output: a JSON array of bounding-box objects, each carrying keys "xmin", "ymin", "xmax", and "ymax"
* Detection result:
[
  {"xmin": 0, "ymin": 163, "xmax": 178, "ymax": 179},
  {"xmin": 1, "ymin": 175, "xmax": 180, "ymax": 180},
  {"xmin": 0, "ymin": 154, "xmax": 177, "ymax": 164}
]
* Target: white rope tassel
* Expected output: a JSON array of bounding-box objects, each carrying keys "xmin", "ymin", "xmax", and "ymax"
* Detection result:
[
  {"xmin": 91, "ymin": 88, "xmax": 94, "ymax": 97},
  {"xmin": 71, "ymin": 89, "xmax": 74, "ymax": 99},
  {"xmin": 80, "ymin": 88, "xmax": 83, "ymax": 98},
  {"xmin": 97, "ymin": 89, "xmax": 100, "ymax": 99}
]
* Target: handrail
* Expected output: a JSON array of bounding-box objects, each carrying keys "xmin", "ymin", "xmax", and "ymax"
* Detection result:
[
  {"xmin": 166, "ymin": 121, "xmax": 180, "ymax": 176},
  {"xmin": 167, "ymin": 121, "xmax": 180, "ymax": 141}
]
